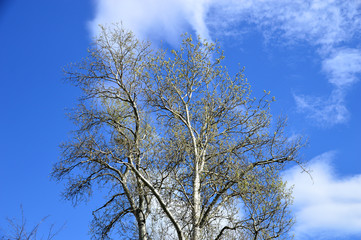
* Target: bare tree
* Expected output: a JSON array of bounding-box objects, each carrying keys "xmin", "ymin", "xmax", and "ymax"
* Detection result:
[
  {"xmin": 2, "ymin": 206, "xmax": 63, "ymax": 240},
  {"xmin": 53, "ymin": 25, "xmax": 304, "ymax": 240}
]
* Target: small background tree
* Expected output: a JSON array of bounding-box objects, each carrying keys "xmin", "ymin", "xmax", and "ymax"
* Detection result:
[{"xmin": 1, "ymin": 206, "xmax": 63, "ymax": 240}]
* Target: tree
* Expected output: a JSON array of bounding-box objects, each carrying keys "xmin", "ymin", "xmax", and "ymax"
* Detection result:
[
  {"xmin": 1, "ymin": 206, "xmax": 63, "ymax": 240},
  {"xmin": 52, "ymin": 24, "xmax": 304, "ymax": 240}
]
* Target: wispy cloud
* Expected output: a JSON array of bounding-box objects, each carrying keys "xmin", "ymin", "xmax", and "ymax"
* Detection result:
[
  {"xmin": 283, "ymin": 152, "xmax": 361, "ymax": 239},
  {"xmin": 211, "ymin": 0, "xmax": 361, "ymax": 47},
  {"xmin": 293, "ymin": 89, "xmax": 349, "ymax": 126},
  {"xmin": 293, "ymin": 48, "xmax": 361, "ymax": 126},
  {"xmin": 90, "ymin": 0, "xmax": 361, "ymax": 126},
  {"xmin": 322, "ymin": 48, "xmax": 361, "ymax": 87},
  {"xmin": 209, "ymin": 0, "xmax": 361, "ymax": 126}
]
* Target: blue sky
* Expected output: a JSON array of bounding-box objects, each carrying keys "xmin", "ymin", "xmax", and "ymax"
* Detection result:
[{"xmin": 0, "ymin": 0, "xmax": 360, "ymax": 239}]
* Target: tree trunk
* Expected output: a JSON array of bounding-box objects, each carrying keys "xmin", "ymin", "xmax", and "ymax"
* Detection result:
[
  {"xmin": 192, "ymin": 162, "xmax": 201, "ymax": 240},
  {"xmin": 136, "ymin": 195, "xmax": 148, "ymax": 240},
  {"xmin": 137, "ymin": 213, "xmax": 147, "ymax": 240}
]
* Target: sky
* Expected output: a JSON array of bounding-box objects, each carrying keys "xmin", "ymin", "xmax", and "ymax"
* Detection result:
[{"xmin": 0, "ymin": 0, "xmax": 360, "ymax": 239}]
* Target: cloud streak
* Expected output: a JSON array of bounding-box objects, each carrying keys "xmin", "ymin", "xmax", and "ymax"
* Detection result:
[
  {"xmin": 214, "ymin": 0, "xmax": 361, "ymax": 47},
  {"xmin": 283, "ymin": 152, "xmax": 361, "ymax": 239},
  {"xmin": 292, "ymin": 47, "xmax": 361, "ymax": 126},
  {"xmin": 322, "ymin": 48, "xmax": 361, "ymax": 87},
  {"xmin": 209, "ymin": 0, "xmax": 361, "ymax": 126},
  {"xmin": 293, "ymin": 89, "xmax": 349, "ymax": 126}
]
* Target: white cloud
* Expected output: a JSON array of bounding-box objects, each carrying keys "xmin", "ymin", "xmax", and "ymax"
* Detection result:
[
  {"xmin": 283, "ymin": 152, "xmax": 361, "ymax": 239},
  {"xmin": 322, "ymin": 48, "xmax": 361, "ymax": 87},
  {"xmin": 89, "ymin": 0, "xmax": 212, "ymax": 44}
]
